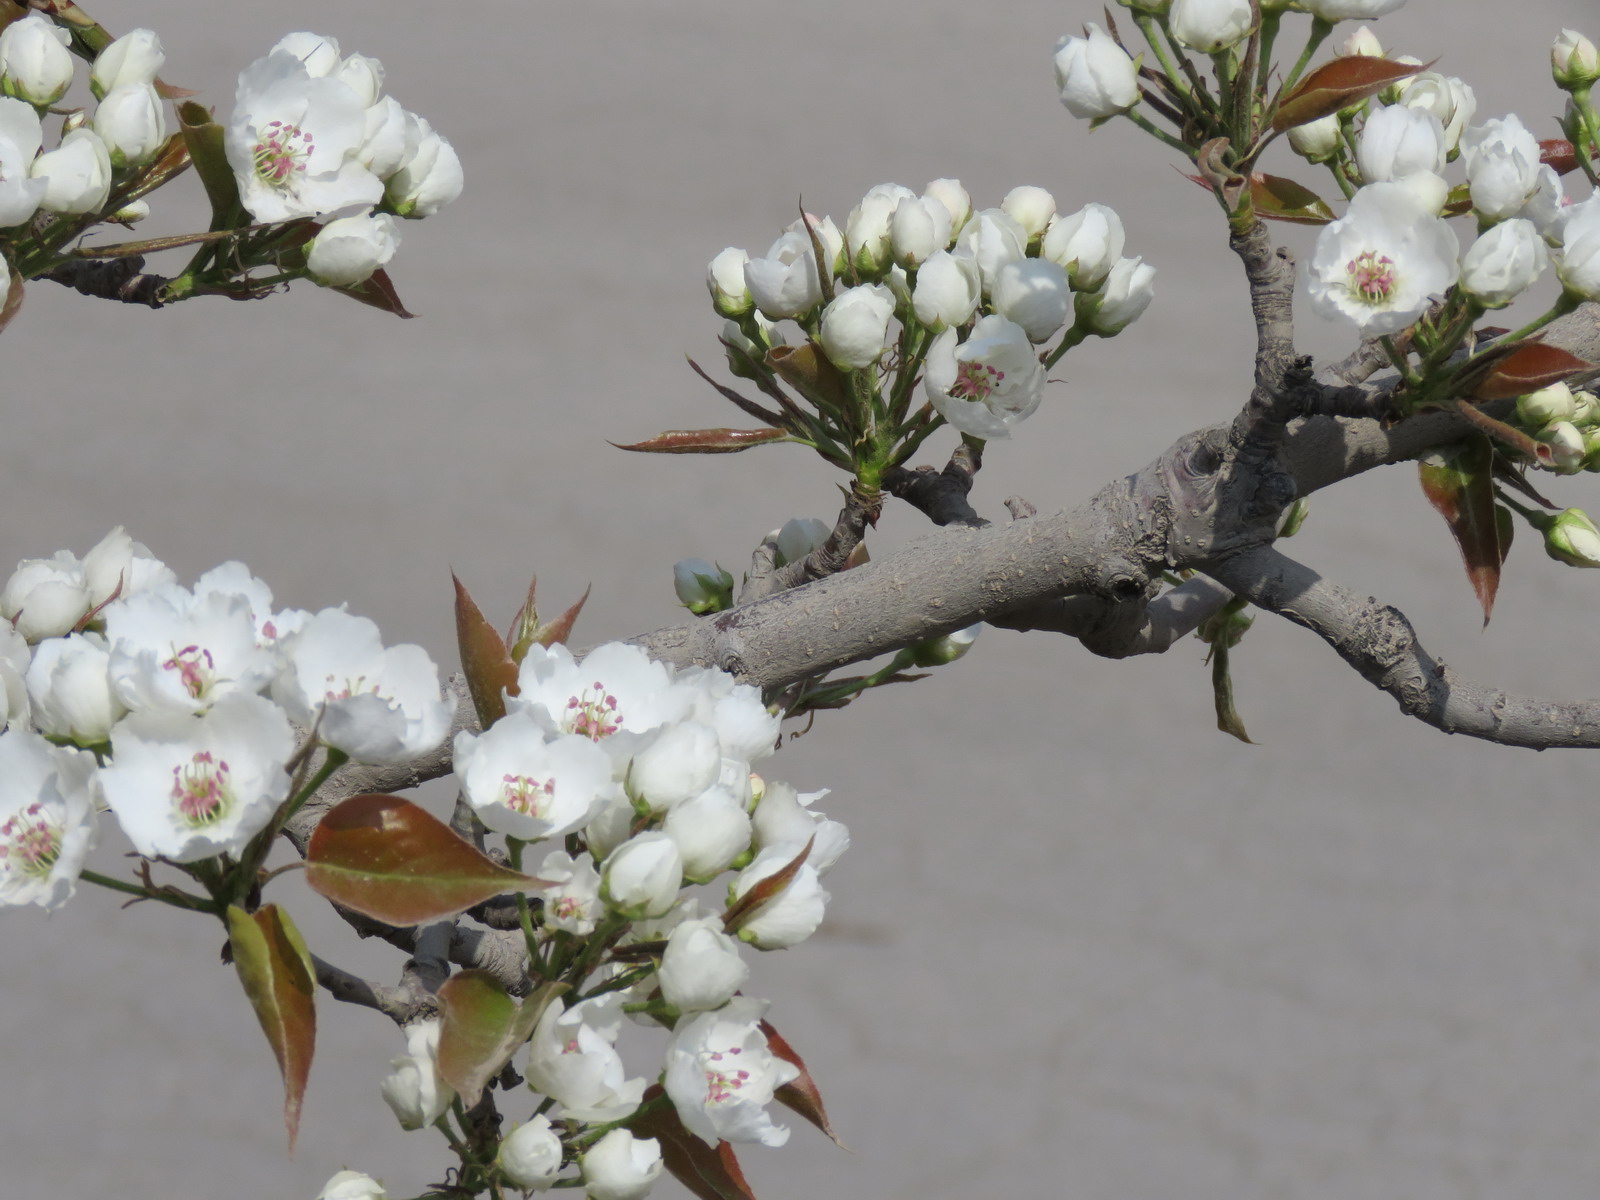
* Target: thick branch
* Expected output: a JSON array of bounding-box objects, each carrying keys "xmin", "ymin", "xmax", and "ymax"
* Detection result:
[
  {"xmin": 1226, "ymin": 218, "xmax": 1303, "ymax": 446},
  {"xmin": 990, "ymin": 575, "xmax": 1233, "ymax": 658},
  {"xmin": 311, "ymin": 954, "xmax": 409, "ymax": 1022},
  {"xmin": 41, "ymin": 256, "xmax": 169, "ymax": 307},
  {"xmin": 883, "ymin": 440, "xmax": 986, "ymax": 527},
  {"xmin": 1212, "ymin": 545, "xmax": 1600, "ymax": 749}
]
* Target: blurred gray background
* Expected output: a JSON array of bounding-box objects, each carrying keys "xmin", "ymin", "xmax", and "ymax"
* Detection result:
[{"xmin": 7, "ymin": 1, "xmax": 1600, "ymax": 1196}]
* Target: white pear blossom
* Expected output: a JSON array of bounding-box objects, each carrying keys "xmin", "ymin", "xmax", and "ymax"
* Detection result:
[
  {"xmin": 1397, "ymin": 72, "xmax": 1476, "ymax": 153},
  {"xmin": 664, "ymin": 785, "xmax": 752, "ymax": 881},
  {"xmin": 90, "ymin": 28, "xmax": 164, "ymax": 97},
  {"xmin": 730, "ymin": 845, "xmax": 830, "ymax": 949},
  {"xmin": 0, "ymin": 730, "xmax": 97, "ymax": 910},
  {"xmin": 743, "ymin": 230, "xmax": 823, "ymax": 320},
  {"xmin": 924, "ymin": 315, "xmax": 1046, "ymax": 439},
  {"xmin": 1169, "ymin": 0, "xmax": 1254, "ymax": 52},
  {"xmin": 25, "ymin": 633, "xmax": 124, "ymax": 745},
  {"xmin": 581, "ymin": 1130, "xmax": 662, "ymax": 1200},
  {"xmin": 498, "ymin": 1117, "xmax": 564, "ymax": 1191},
  {"xmin": 601, "ymin": 831, "xmax": 683, "ymax": 919},
  {"xmin": 953, "ymin": 208, "xmax": 1027, "ymax": 297},
  {"xmin": 317, "ymin": 1170, "xmax": 386, "ymax": 1200},
  {"xmin": 658, "ymin": 915, "xmax": 750, "ymax": 1013},
  {"xmin": 0, "ymin": 98, "xmax": 46, "ymax": 227},
  {"xmin": 226, "ymin": 48, "xmax": 383, "ymax": 221},
  {"xmin": 1302, "ymin": 0, "xmax": 1408, "ymax": 18},
  {"xmin": 750, "ymin": 780, "xmax": 850, "ymax": 876},
  {"xmin": 992, "ymin": 258, "xmax": 1072, "ymax": 342},
  {"xmin": 82, "ymin": 526, "xmax": 174, "ymax": 611},
  {"xmin": 1000, "ymin": 186, "xmax": 1056, "ymax": 239},
  {"xmin": 334, "ymin": 54, "xmax": 385, "ymax": 108},
  {"xmin": 192, "ymin": 560, "xmax": 302, "ymax": 647},
  {"xmin": 307, "ymin": 211, "xmax": 400, "ymax": 286},
  {"xmin": 845, "ymin": 183, "xmax": 916, "ymax": 276},
  {"xmin": 0, "ymin": 625, "xmax": 28, "ymax": 734},
  {"xmin": 538, "ymin": 849, "xmax": 604, "ymax": 935},
  {"xmin": 1461, "ymin": 115, "xmax": 1548, "ymax": 224},
  {"xmin": 94, "ymin": 83, "xmax": 168, "ymax": 167},
  {"xmin": 273, "ymin": 32, "xmax": 343, "ymax": 78},
  {"xmin": 818, "ymin": 283, "xmax": 896, "ymax": 370},
  {"xmin": 99, "ymin": 692, "xmax": 293, "ymax": 863},
  {"xmin": 628, "ymin": 721, "xmax": 722, "ymax": 814},
  {"xmin": 923, "ymin": 177, "xmax": 971, "ymax": 235},
  {"xmin": 1520, "ymin": 382, "xmax": 1577, "ymax": 427},
  {"xmin": 677, "ymin": 667, "xmax": 781, "ymax": 767},
  {"xmin": 359, "ymin": 96, "xmax": 417, "ymax": 179},
  {"xmin": 1460, "ymin": 218, "xmax": 1547, "ymax": 308},
  {"xmin": 1041, "ymin": 202, "xmax": 1125, "ymax": 290},
  {"xmin": 584, "ymin": 791, "xmax": 636, "ymax": 862},
  {"xmin": 1307, "ymin": 181, "xmax": 1459, "ymax": 336},
  {"xmin": 664, "ymin": 997, "xmax": 800, "ymax": 1147},
  {"xmin": 385, "ymin": 115, "xmax": 463, "ymax": 218},
  {"xmin": 1357, "ymin": 104, "xmax": 1446, "ymax": 184},
  {"xmin": 32, "ymin": 129, "xmax": 112, "ymax": 216},
  {"xmin": 1541, "ymin": 421, "xmax": 1586, "ymax": 472},
  {"xmin": 1, "ymin": 552, "xmax": 91, "ymax": 642},
  {"xmin": 272, "ymin": 608, "xmax": 453, "ymax": 765},
  {"xmin": 1078, "ymin": 255, "xmax": 1157, "ymax": 335},
  {"xmin": 1054, "ymin": 24, "xmax": 1140, "ymax": 120},
  {"xmin": 512, "ymin": 641, "xmax": 694, "ymax": 766},
  {"xmin": 104, "ymin": 588, "xmax": 277, "ymax": 717},
  {"xmin": 912, "ymin": 248, "xmax": 981, "ymax": 328},
  {"xmin": 380, "ymin": 1017, "xmax": 456, "ymax": 1131},
  {"xmin": 1555, "ymin": 195, "xmax": 1600, "ymax": 299},
  {"xmin": 455, "ymin": 712, "xmax": 617, "ymax": 840},
  {"xmin": 0, "ymin": 14, "xmax": 73, "ymax": 107},
  {"xmin": 526, "ymin": 995, "xmax": 647, "ymax": 1122},
  {"xmin": 889, "ymin": 195, "xmax": 953, "ymax": 268},
  {"xmin": 785, "ymin": 212, "xmax": 844, "ymax": 278},
  {"xmin": 706, "ymin": 247, "xmax": 752, "ymax": 316}
]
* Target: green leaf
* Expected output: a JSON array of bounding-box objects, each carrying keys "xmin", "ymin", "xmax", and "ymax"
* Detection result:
[
  {"xmin": 612, "ymin": 428, "xmax": 792, "ymax": 454},
  {"xmin": 1272, "ymin": 56, "xmax": 1427, "ymax": 132},
  {"xmin": 305, "ymin": 794, "xmax": 546, "ymax": 925},
  {"xmin": 1210, "ymin": 638, "xmax": 1254, "ymax": 745},
  {"xmin": 227, "ymin": 904, "xmax": 316, "ymax": 1152},
  {"xmin": 176, "ymin": 101, "xmax": 241, "ymax": 228},
  {"xmin": 761, "ymin": 1020, "xmax": 843, "ymax": 1146},
  {"xmin": 437, "ymin": 974, "xmax": 566, "ymax": 1108},
  {"xmin": 1418, "ymin": 435, "xmax": 1504, "ymax": 624},
  {"xmin": 453, "ymin": 573, "xmax": 518, "ymax": 729},
  {"xmin": 1250, "ymin": 174, "xmax": 1336, "ymax": 225},
  {"xmin": 629, "ymin": 1085, "xmax": 760, "ymax": 1200}
]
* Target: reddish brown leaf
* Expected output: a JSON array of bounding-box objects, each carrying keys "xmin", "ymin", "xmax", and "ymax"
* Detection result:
[
  {"xmin": 453, "ymin": 574, "xmax": 517, "ymax": 729},
  {"xmin": 1250, "ymin": 174, "xmax": 1336, "ymax": 225},
  {"xmin": 535, "ymin": 584, "xmax": 590, "ymax": 649},
  {"xmin": 629, "ymin": 1085, "xmax": 759, "ymax": 1200},
  {"xmin": 1540, "ymin": 138, "xmax": 1580, "ymax": 176},
  {"xmin": 437, "ymin": 974, "xmax": 565, "ymax": 1108},
  {"xmin": 723, "ymin": 837, "xmax": 814, "ymax": 934},
  {"xmin": 761, "ymin": 1021, "xmax": 843, "ymax": 1145},
  {"xmin": 227, "ymin": 904, "xmax": 316, "ymax": 1153},
  {"xmin": 613, "ymin": 428, "xmax": 791, "ymax": 454},
  {"xmin": 331, "ymin": 267, "xmax": 414, "ymax": 318},
  {"xmin": 153, "ymin": 78, "xmax": 199, "ymax": 100},
  {"xmin": 306, "ymin": 795, "xmax": 545, "ymax": 925},
  {"xmin": 1468, "ymin": 342, "xmax": 1593, "ymax": 401},
  {"xmin": 1418, "ymin": 436, "xmax": 1503, "ymax": 624},
  {"xmin": 1273, "ymin": 56, "xmax": 1427, "ymax": 132},
  {"xmin": 1452, "ymin": 399, "xmax": 1553, "ymax": 467}
]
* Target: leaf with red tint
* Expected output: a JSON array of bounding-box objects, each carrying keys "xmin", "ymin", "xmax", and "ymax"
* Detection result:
[
  {"xmin": 306, "ymin": 795, "xmax": 545, "ymax": 925},
  {"xmin": 1250, "ymin": 174, "xmax": 1336, "ymax": 225},
  {"xmin": 437, "ymin": 974, "xmax": 565, "ymax": 1108},
  {"xmin": 1540, "ymin": 139, "xmax": 1580, "ymax": 176},
  {"xmin": 453, "ymin": 574, "xmax": 517, "ymax": 728},
  {"xmin": 629, "ymin": 1085, "xmax": 759, "ymax": 1200},
  {"xmin": 1272, "ymin": 57, "xmax": 1427, "ymax": 132},
  {"xmin": 761, "ymin": 1021, "xmax": 843, "ymax": 1145},
  {"xmin": 613, "ymin": 428, "xmax": 792, "ymax": 454},
  {"xmin": 1418, "ymin": 435, "xmax": 1504, "ymax": 624},
  {"xmin": 332, "ymin": 267, "xmax": 414, "ymax": 318},
  {"xmin": 723, "ymin": 837, "xmax": 813, "ymax": 934},
  {"xmin": 1467, "ymin": 342, "xmax": 1592, "ymax": 401},
  {"xmin": 227, "ymin": 904, "xmax": 316, "ymax": 1153},
  {"xmin": 535, "ymin": 584, "xmax": 590, "ymax": 648}
]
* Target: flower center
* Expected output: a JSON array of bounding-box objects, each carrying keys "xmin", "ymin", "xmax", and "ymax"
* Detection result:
[
  {"xmin": 1345, "ymin": 249, "xmax": 1398, "ymax": 307},
  {"xmin": 554, "ymin": 894, "xmax": 585, "ymax": 920},
  {"xmin": 323, "ymin": 673, "xmax": 381, "ymax": 702},
  {"xmin": 950, "ymin": 360, "xmax": 1004, "ymax": 402},
  {"xmin": 564, "ymin": 682, "xmax": 623, "ymax": 741},
  {"xmin": 500, "ymin": 772, "xmax": 556, "ymax": 817},
  {"xmin": 163, "ymin": 643, "xmax": 216, "ymax": 700},
  {"xmin": 170, "ymin": 751, "xmax": 232, "ymax": 827},
  {"xmin": 0, "ymin": 801, "xmax": 62, "ymax": 880},
  {"xmin": 252, "ymin": 119, "xmax": 313, "ymax": 189},
  {"xmin": 701, "ymin": 1046, "xmax": 750, "ymax": 1105}
]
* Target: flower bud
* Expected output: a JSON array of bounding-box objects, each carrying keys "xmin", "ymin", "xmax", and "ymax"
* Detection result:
[
  {"xmin": 1054, "ymin": 24, "xmax": 1140, "ymax": 120},
  {"xmin": 498, "ymin": 1117, "xmax": 564, "ymax": 1191},
  {"xmin": 658, "ymin": 916, "xmax": 749, "ymax": 1012},
  {"xmin": 31, "ymin": 129, "xmax": 112, "ymax": 215},
  {"xmin": 1303, "ymin": 0, "xmax": 1409, "ymax": 20},
  {"xmin": 385, "ymin": 118, "xmax": 463, "ymax": 218},
  {"xmin": 26, "ymin": 633, "xmax": 124, "ymax": 745},
  {"xmin": 1556, "ymin": 200, "xmax": 1600, "ymax": 299},
  {"xmin": 379, "ymin": 1018, "xmax": 455, "ymax": 1131},
  {"xmin": 911, "ymin": 249, "xmax": 981, "ymax": 328},
  {"xmin": 786, "ymin": 212, "xmax": 844, "ymax": 278},
  {"xmin": 335, "ymin": 54, "xmax": 386, "ymax": 108},
  {"xmin": 773, "ymin": 517, "xmax": 830, "ymax": 568},
  {"xmin": 954, "ymin": 208, "xmax": 1027, "ymax": 297},
  {"xmin": 1542, "ymin": 507, "xmax": 1600, "ymax": 566},
  {"xmin": 1000, "ymin": 185, "xmax": 1056, "ymax": 240},
  {"xmin": 1519, "ymin": 382, "xmax": 1577, "ymax": 427},
  {"xmin": 992, "ymin": 258, "xmax": 1071, "ymax": 342},
  {"xmin": 628, "ymin": 722, "xmax": 721, "ymax": 814},
  {"xmin": 819, "ymin": 283, "xmax": 895, "ymax": 370},
  {"xmin": 318, "ymin": 1170, "xmax": 387, "ymax": 1200},
  {"xmin": 923, "ymin": 178, "xmax": 971, "ymax": 237},
  {"xmin": 663, "ymin": 785, "xmax": 752, "ymax": 881},
  {"xmin": 94, "ymin": 83, "xmax": 168, "ymax": 168},
  {"xmin": 1460, "ymin": 218, "xmax": 1547, "ymax": 308},
  {"xmin": 1540, "ymin": 420, "xmax": 1586, "ymax": 473},
  {"xmin": 1169, "ymin": 0, "xmax": 1254, "ymax": 53},
  {"xmin": 1573, "ymin": 389, "xmax": 1600, "ymax": 428},
  {"xmin": 889, "ymin": 195, "xmax": 951, "ymax": 268},
  {"xmin": 1336, "ymin": 25, "xmax": 1384, "ymax": 57},
  {"xmin": 271, "ymin": 32, "xmax": 342, "ymax": 77},
  {"xmin": 908, "ymin": 623, "xmax": 982, "ymax": 667},
  {"xmin": 673, "ymin": 558, "xmax": 733, "ymax": 614},
  {"xmin": 90, "ymin": 28, "xmax": 164, "ymax": 99},
  {"xmin": 0, "ymin": 14, "xmax": 73, "ymax": 107},
  {"xmin": 307, "ymin": 213, "xmax": 400, "ymax": 287},
  {"xmin": 1076, "ymin": 255, "xmax": 1156, "ymax": 335},
  {"xmin": 1288, "ymin": 113, "xmax": 1343, "ymax": 162},
  {"xmin": 706, "ymin": 247, "xmax": 752, "ymax": 317},
  {"xmin": 0, "ymin": 555, "xmax": 90, "ymax": 642},
  {"xmin": 581, "ymin": 1130, "xmax": 662, "ymax": 1200},
  {"xmin": 110, "ymin": 198, "xmax": 150, "ymax": 222},
  {"xmin": 1356, "ymin": 103, "xmax": 1446, "ymax": 184},
  {"xmin": 1553, "ymin": 29, "xmax": 1600, "ymax": 90},
  {"xmin": 1041, "ymin": 203, "xmax": 1125, "ymax": 290},
  {"xmin": 846, "ymin": 183, "xmax": 915, "ymax": 277},
  {"xmin": 601, "ymin": 832, "xmax": 682, "ymax": 918},
  {"xmin": 1398, "ymin": 73, "xmax": 1475, "ymax": 153},
  {"xmin": 730, "ymin": 847, "xmax": 829, "ymax": 949},
  {"xmin": 744, "ymin": 231, "xmax": 822, "ymax": 319}
]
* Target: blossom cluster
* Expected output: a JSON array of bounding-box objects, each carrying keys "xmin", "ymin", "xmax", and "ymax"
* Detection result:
[
  {"xmin": 0, "ymin": 528, "xmax": 453, "ymax": 907},
  {"xmin": 709, "ymin": 178, "xmax": 1154, "ymax": 441}
]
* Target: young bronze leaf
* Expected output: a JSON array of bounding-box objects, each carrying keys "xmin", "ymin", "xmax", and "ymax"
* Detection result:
[
  {"xmin": 453, "ymin": 573, "xmax": 517, "ymax": 728},
  {"xmin": 227, "ymin": 904, "xmax": 316, "ymax": 1153},
  {"xmin": 534, "ymin": 584, "xmax": 590, "ymax": 649},
  {"xmin": 1468, "ymin": 342, "xmax": 1592, "ymax": 401},
  {"xmin": 1540, "ymin": 138, "xmax": 1580, "ymax": 176},
  {"xmin": 613, "ymin": 428, "xmax": 792, "ymax": 454},
  {"xmin": 629, "ymin": 1085, "xmax": 760, "ymax": 1200},
  {"xmin": 306, "ymin": 794, "xmax": 546, "ymax": 925},
  {"xmin": 1418, "ymin": 436, "xmax": 1503, "ymax": 624},
  {"xmin": 1272, "ymin": 57, "xmax": 1427, "ymax": 132},
  {"xmin": 723, "ymin": 837, "xmax": 814, "ymax": 934},
  {"xmin": 761, "ymin": 1020, "xmax": 843, "ymax": 1146},
  {"xmin": 437, "ymin": 973, "xmax": 566, "ymax": 1108},
  {"xmin": 1250, "ymin": 174, "xmax": 1336, "ymax": 225},
  {"xmin": 766, "ymin": 343, "xmax": 852, "ymax": 421},
  {"xmin": 331, "ymin": 268, "xmax": 415, "ymax": 318}
]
